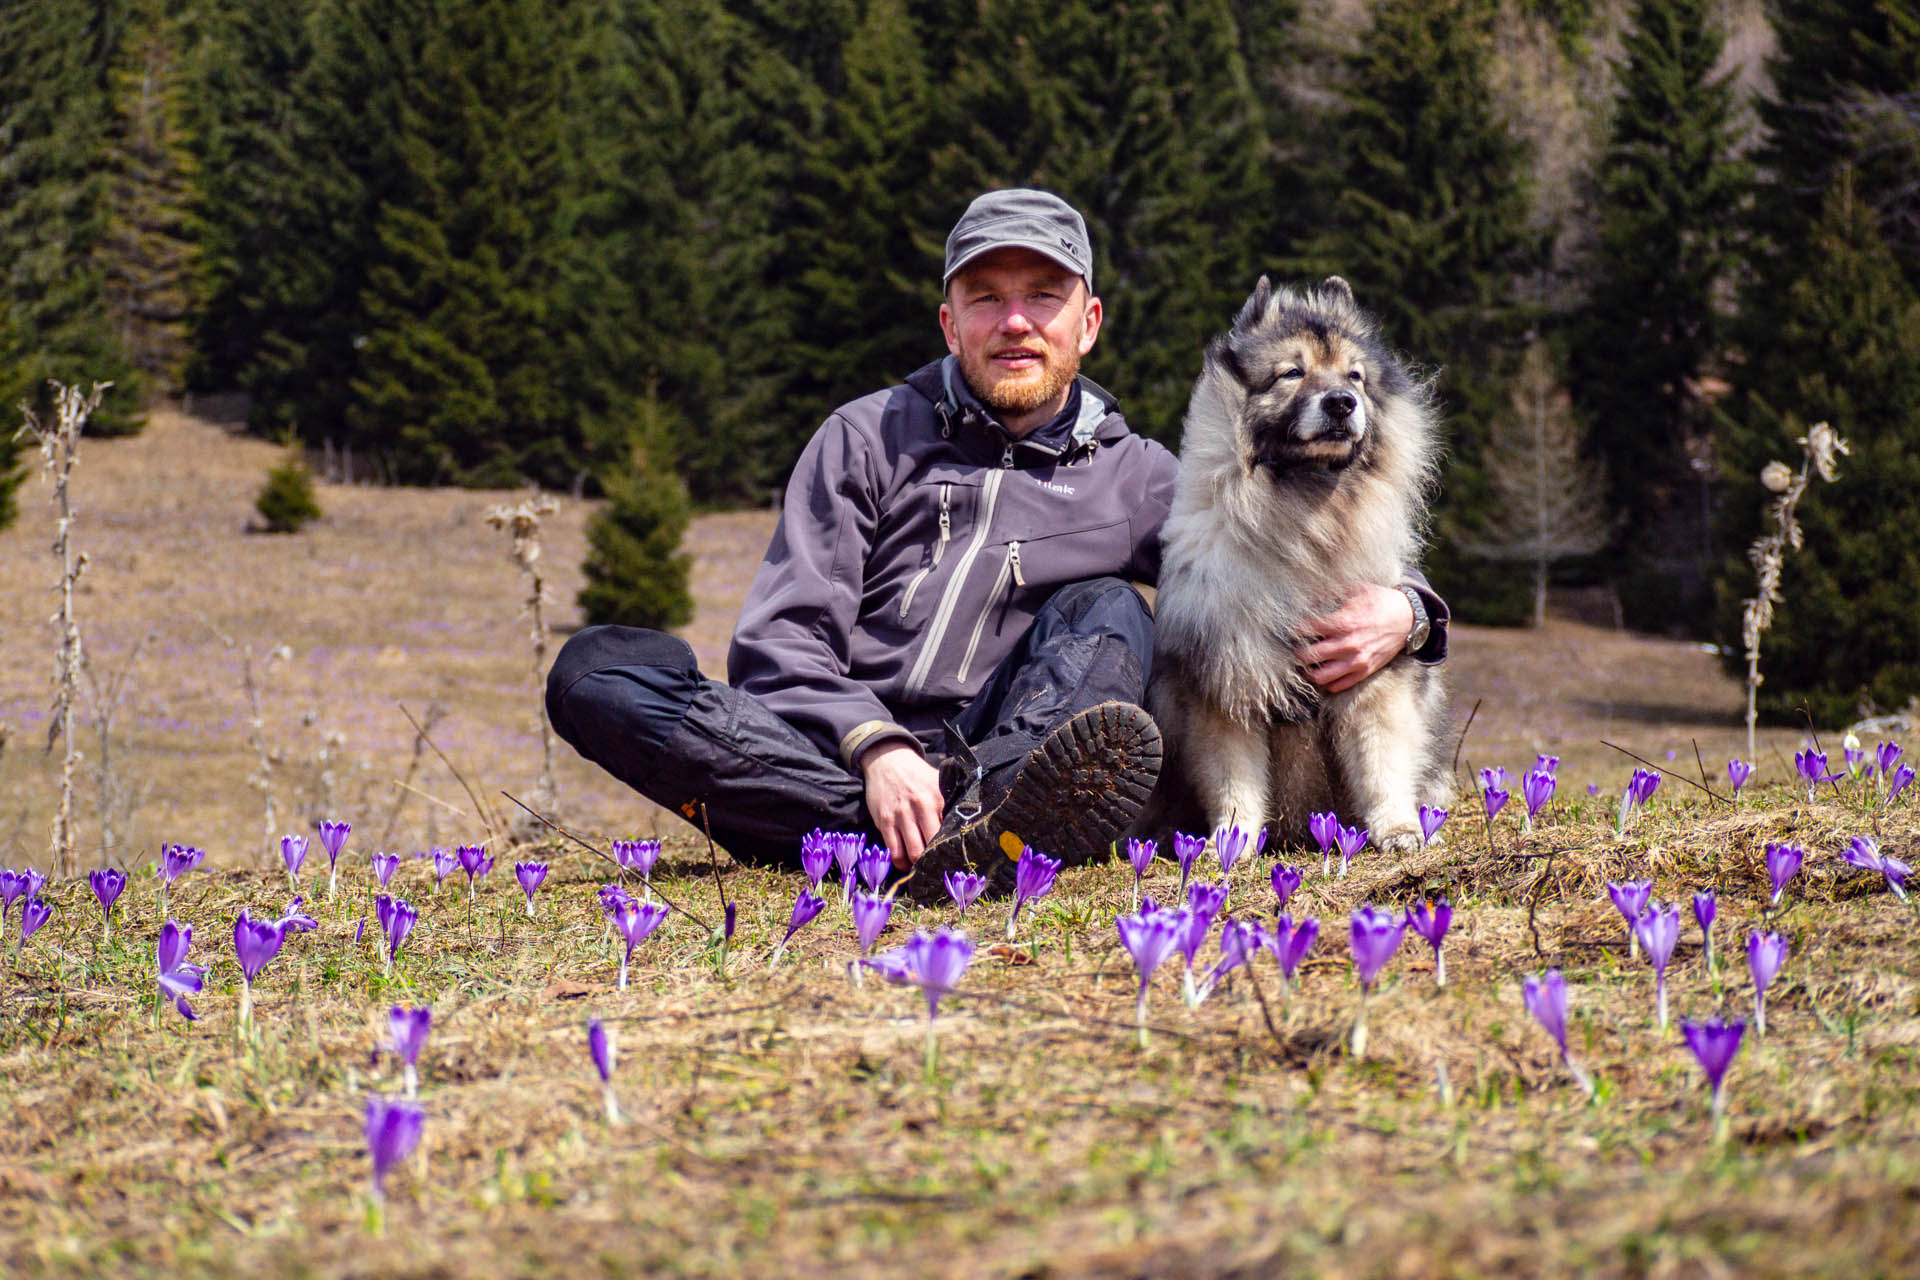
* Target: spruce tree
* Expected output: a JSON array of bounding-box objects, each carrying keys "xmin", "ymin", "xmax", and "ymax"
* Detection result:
[
  {"xmin": 1570, "ymin": 0, "xmax": 1749, "ymax": 628},
  {"xmin": 1714, "ymin": 175, "xmax": 1920, "ymax": 724},
  {"xmin": 0, "ymin": 301, "xmax": 29, "ymax": 530},
  {"xmin": 578, "ymin": 399, "xmax": 694, "ymax": 631},
  {"xmin": 1293, "ymin": 0, "xmax": 1539, "ymax": 621},
  {"xmin": 101, "ymin": 0, "xmax": 199, "ymax": 392},
  {"xmin": 596, "ymin": 0, "xmax": 820, "ymax": 501},
  {"xmin": 0, "ymin": 0, "xmax": 143, "ymax": 434}
]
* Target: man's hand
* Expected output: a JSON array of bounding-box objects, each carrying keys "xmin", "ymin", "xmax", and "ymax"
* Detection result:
[
  {"xmin": 859, "ymin": 741, "xmax": 945, "ymax": 868},
  {"xmin": 1295, "ymin": 583, "xmax": 1415, "ymax": 694}
]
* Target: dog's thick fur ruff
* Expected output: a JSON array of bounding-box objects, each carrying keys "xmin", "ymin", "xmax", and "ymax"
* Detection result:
[{"xmin": 1148, "ymin": 276, "xmax": 1449, "ymax": 853}]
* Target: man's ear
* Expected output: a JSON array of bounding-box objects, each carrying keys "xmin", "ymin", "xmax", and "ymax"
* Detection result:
[{"xmin": 1078, "ymin": 293, "xmax": 1103, "ymax": 355}]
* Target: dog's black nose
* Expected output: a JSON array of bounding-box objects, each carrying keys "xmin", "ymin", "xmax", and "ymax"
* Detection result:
[{"xmin": 1322, "ymin": 390, "xmax": 1356, "ymax": 420}]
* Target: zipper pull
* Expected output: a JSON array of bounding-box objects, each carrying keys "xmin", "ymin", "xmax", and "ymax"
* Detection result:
[
  {"xmin": 1008, "ymin": 540, "xmax": 1025, "ymax": 588},
  {"xmin": 934, "ymin": 484, "xmax": 951, "ymax": 564},
  {"xmin": 1000, "ymin": 444, "xmax": 1014, "ymax": 469}
]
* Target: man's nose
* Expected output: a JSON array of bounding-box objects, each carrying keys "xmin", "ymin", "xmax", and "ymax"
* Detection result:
[{"xmin": 998, "ymin": 304, "xmax": 1036, "ymax": 333}]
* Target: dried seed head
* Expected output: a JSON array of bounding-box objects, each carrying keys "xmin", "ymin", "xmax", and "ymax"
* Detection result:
[{"xmin": 1759, "ymin": 461, "xmax": 1792, "ymax": 493}]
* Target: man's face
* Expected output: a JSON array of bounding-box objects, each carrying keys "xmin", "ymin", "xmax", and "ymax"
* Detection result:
[{"xmin": 939, "ymin": 248, "xmax": 1102, "ymax": 434}]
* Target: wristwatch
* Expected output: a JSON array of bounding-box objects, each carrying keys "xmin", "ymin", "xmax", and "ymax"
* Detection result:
[{"xmin": 1397, "ymin": 583, "xmax": 1431, "ymax": 654}]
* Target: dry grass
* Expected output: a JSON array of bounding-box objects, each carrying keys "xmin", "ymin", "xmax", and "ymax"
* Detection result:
[{"xmin": 2, "ymin": 408, "xmax": 1917, "ymax": 1276}]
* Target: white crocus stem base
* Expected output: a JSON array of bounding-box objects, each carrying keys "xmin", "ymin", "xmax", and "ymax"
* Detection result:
[
  {"xmin": 1351, "ymin": 988, "xmax": 1370, "ymax": 1059},
  {"xmin": 404, "ymin": 1064, "xmax": 418, "ymax": 1100}
]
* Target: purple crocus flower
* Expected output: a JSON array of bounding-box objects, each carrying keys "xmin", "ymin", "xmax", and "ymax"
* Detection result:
[
  {"xmin": 1172, "ymin": 906, "xmax": 1210, "ymax": 982},
  {"xmin": 1186, "ymin": 882, "xmax": 1228, "ymax": 930},
  {"xmin": 1196, "ymin": 916, "xmax": 1260, "ymax": 1002},
  {"xmin": 1692, "ymin": 890, "xmax": 1718, "ymax": 970},
  {"xmin": 1418, "ymin": 805, "xmax": 1448, "ymax": 845},
  {"xmin": 1522, "ymin": 969, "xmax": 1594, "ymax": 1098},
  {"xmin": 945, "ymin": 869, "xmax": 988, "ymax": 916},
  {"xmin": 0, "ymin": 869, "xmax": 26, "ymax": 923},
  {"xmin": 1172, "ymin": 831, "xmax": 1205, "ymax": 895},
  {"xmin": 1634, "ymin": 902, "xmax": 1681, "ymax": 1029},
  {"xmin": 156, "ymin": 919, "xmax": 207, "ymax": 1021},
  {"xmin": 1347, "ymin": 904, "xmax": 1406, "ymax": 1057},
  {"xmin": 799, "ymin": 830, "xmax": 833, "ymax": 888},
  {"xmin": 770, "ymin": 888, "xmax": 825, "ymax": 967},
  {"xmin": 1680, "ymin": 1016, "xmax": 1747, "ymax": 1142},
  {"xmin": 1406, "ymin": 897, "xmax": 1452, "ymax": 987},
  {"xmin": 587, "ymin": 1018, "xmax": 621, "ymax": 1124},
  {"xmin": 364, "ymin": 1096, "xmax": 424, "ymax": 1200},
  {"xmin": 1617, "ymin": 768, "xmax": 1661, "ymax": 834},
  {"xmin": 22, "ymin": 868, "xmax": 45, "ymax": 900},
  {"xmin": 1793, "ymin": 748, "xmax": 1838, "ymax": 801},
  {"xmin": 386, "ymin": 1005, "xmax": 432, "ymax": 1097},
  {"xmin": 276, "ymin": 896, "xmax": 319, "ymax": 933},
  {"xmin": 282, "ymin": 834, "xmax": 309, "ymax": 890},
  {"xmin": 1607, "ymin": 880, "xmax": 1654, "ymax": 959},
  {"xmin": 1270, "ymin": 863, "xmax": 1303, "ymax": 911},
  {"xmin": 855, "ymin": 844, "xmax": 891, "ymax": 893},
  {"xmin": 1877, "ymin": 741, "xmax": 1904, "ymax": 779},
  {"xmin": 160, "ymin": 843, "xmax": 206, "ymax": 885},
  {"xmin": 1764, "ymin": 842, "xmax": 1804, "ymax": 908},
  {"xmin": 1333, "ymin": 823, "xmax": 1368, "ymax": 876},
  {"xmin": 830, "ymin": 831, "xmax": 863, "ymax": 900},
  {"xmin": 1726, "ymin": 758, "xmax": 1753, "ymax": 798},
  {"xmin": 1888, "ymin": 763, "xmax": 1917, "ymax": 806},
  {"xmin": 1005, "ymin": 846, "xmax": 1061, "ymax": 940},
  {"xmin": 1747, "ymin": 929, "xmax": 1788, "ymax": 1036},
  {"xmin": 233, "ymin": 909, "xmax": 287, "ymax": 987},
  {"xmin": 1521, "ymin": 767, "xmax": 1556, "ymax": 830},
  {"xmin": 1309, "ymin": 811, "xmax": 1339, "ymax": 874},
  {"xmin": 1117, "ymin": 909, "xmax": 1183, "ymax": 1046},
  {"xmin": 1843, "ymin": 734, "xmax": 1866, "ymax": 777},
  {"xmin": 19, "ymin": 896, "xmax": 51, "ymax": 945},
  {"xmin": 851, "ymin": 891, "xmax": 893, "ymax": 957},
  {"xmin": 457, "ymin": 844, "xmax": 493, "ymax": 905},
  {"xmin": 1841, "ymin": 834, "xmax": 1915, "ymax": 904},
  {"xmin": 613, "ymin": 837, "xmax": 662, "ymax": 895},
  {"xmin": 1480, "ymin": 768, "xmax": 1510, "ymax": 821},
  {"xmin": 90, "ymin": 867, "xmax": 127, "ymax": 939},
  {"xmin": 370, "ymin": 852, "xmax": 400, "ymax": 889},
  {"xmin": 1264, "ymin": 914, "xmax": 1319, "ymax": 984},
  {"xmin": 318, "ymin": 820, "xmax": 350, "ymax": 898},
  {"xmin": 514, "ymin": 860, "xmax": 548, "ymax": 915},
  {"xmin": 1125, "ymin": 838, "xmax": 1157, "ymax": 906},
  {"xmin": 375, "ymin": 895, "xmax": 417, "ymax": 974},
  {"xmin": 612, "ymin": 899, "xmax": 669, "ymax": 989},
  {"xmin": 901, "ymin": 926, "xmax": 975, "ymax": 1022},
  {"xmin": 431, "ymin": 847, "xmax": 458, "ymax": 888},
  {"xmin": 1213, "ymin": 823, "xmax": 1260, "ymax": 878}
]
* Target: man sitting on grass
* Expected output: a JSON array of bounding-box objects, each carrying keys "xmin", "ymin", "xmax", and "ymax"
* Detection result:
[{"xmin": 546, "ymin": 189, "xmax": 1440, "ymax": 897}]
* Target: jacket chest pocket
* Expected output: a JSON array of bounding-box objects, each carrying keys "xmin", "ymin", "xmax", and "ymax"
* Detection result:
[{"xmin": 952, "ymin": 518, "xmax": 1133, "ymax": 686}]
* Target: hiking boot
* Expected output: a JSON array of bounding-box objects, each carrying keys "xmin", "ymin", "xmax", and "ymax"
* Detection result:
[{"xmin": 903, "ymin": 701, "xmax": 1162, "ymax": 903}]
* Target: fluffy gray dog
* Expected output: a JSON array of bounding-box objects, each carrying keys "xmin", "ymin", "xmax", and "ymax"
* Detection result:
[{"xmin": 1148, "ymin": 275, "xmax": 1450, "ymax": 854}]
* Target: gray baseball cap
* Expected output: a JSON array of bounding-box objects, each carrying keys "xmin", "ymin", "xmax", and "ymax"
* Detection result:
[{"xmin": 942, "ymin": 189, "xmax": 1093, "ymax": 290}]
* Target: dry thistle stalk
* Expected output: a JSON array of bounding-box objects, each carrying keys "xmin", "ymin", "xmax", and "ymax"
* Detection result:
[
  {"xmin": 1742, "ymin": 421, "xmax": 1849, "ymax": 756},
  {"xmin": 485, "ymin": 493, "xmax": 561, "ymax": 812},
  {"xmin": 16, "ymin": 381, "xmax": 109, "ymax": 877}
]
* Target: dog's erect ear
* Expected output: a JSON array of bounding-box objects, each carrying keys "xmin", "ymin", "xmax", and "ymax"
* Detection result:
[
  {"xmin": 1234, "ymin": 275, "xmax": 1273, "ymax": 330},
  {"xmin": 1321, "ymin": 275, "xmax": 1355, "ymax": 305}
]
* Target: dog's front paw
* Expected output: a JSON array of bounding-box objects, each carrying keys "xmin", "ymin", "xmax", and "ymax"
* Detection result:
[{"xmin": 1374, "ymin": 827, "xmax": 1422, "ymax": 857}]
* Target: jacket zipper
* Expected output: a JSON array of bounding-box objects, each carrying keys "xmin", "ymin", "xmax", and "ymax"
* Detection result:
[
  {"xmin": 895, "ymin": 484, "xmax": 951, "ymax": 621},
  {"xmin": 955, "ymin": 540, "xmax": 1022, "ymax": 686},
  {"xmin": 902, "ymin": 470, "xmax": 1005, "ymax": 699}
]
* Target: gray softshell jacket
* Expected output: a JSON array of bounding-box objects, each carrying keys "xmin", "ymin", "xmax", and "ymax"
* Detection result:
[{"xmin": 728, "ymin": 358, "xmax": 1179, "ymax": 766}]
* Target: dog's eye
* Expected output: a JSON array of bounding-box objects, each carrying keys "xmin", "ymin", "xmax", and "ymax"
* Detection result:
[
  {"xmin": 1281, "ymin": 368, "xmax": 1304, "ymax": 380},
  {"xmin": 1348, "ymin": 369, "xmax": 1364, "ymax": 383}
]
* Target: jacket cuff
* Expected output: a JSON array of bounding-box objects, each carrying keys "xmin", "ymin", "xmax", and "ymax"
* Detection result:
[
  {"xmin": 1401, "ymin": 579, "xmax": 1450, "ymax": 665},
  {"xmin": 841, "ymin": 720, "xmax": 922, "ymax": 770}
]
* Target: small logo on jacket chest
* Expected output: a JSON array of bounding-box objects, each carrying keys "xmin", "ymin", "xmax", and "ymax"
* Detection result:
[{"xmin": 1036, "ymin": 479, "xmax": 1076, "ymax": 497}]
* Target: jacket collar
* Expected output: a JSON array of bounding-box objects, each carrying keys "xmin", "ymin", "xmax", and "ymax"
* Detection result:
[{"xmin": 906, "ymin": 357, "xmax": 1124, "ymax": 461}]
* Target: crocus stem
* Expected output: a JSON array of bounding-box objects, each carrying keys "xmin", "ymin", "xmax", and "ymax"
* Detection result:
[
  {"xmin": 1657, "ymin": 976, "xmax": 1668, "ymax": 1030},
  {"xmin": 404, "ymin": 1063, "xmax": 418, "ymax": 1100},
  {"xmin": 1705, "ymin": 933, "xmax": 1715, "ymax": 974},
  {"xmin": 767, "ymin": 944, "xmax": 785, "ymax": 971},
  {"xmin": 1755, "ymin": 991, "xmax": 1766, "ymax": 1038},
  {"xmin": 1351, "ymin": 987, "xmax": 1370, "ymax": 1059},
  {"xmin": 1565, "ymin": 1054, "xmax": 1596, "ymax": 1101},
  {"xmin": 158, "ymin": 883, "xmax": 168, "ymax": 924},
  {"xmin": 238, "ymin": 981, "xmax": 252, "ymax": 1041},
  {"xmin": 1322, "ymin": 852, "xmax": 1330, "ymax": 876},
  {"xmin": 328, "ymin": 867, "xmax": 338, "ymax": 900},
  {"xmin": 1136, "ymin": 990, "xmax": 1150, "ymax": 1050},
  {"xmin": 603, "ymin": 1084, "xmax": 622, "ymax": 1126},
  {"xmin": 1628, "ymin": 929, "xmax": 1639, "ymax": 962},
  {"xmin": 1131, "ymin": 878, "xmax": 1140, "ymax": 914},
  {"xmin": 288, "ymin": 868, "xmax": 298, "ymax": 896},
  {"xmin": 1005, "ymin": 902, "xmax": 1019, "ymax": 942},
  {"xmin": 1435, "ymin": 947, "xmax": 1447, "ymax": 989},
  {"xmin": 924, "ymin": 1018, "xmax": 938, "ymax": 1084},
  {"xmin": 1711, "ymin": 1085, "xmax": 1728, "ymax": 1145},
  {"xmin": 618, "ymin": 956, "xmax": 629, "ymax": 991},
  {"xmin": 525, "ymin": 900, "xmax": 534, "ymax": 918}
]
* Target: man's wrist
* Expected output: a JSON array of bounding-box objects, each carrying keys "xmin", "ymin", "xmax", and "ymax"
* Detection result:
[{"xmin": 1396, "ymin": 582, "xmax": 1430, "ymax": 654}]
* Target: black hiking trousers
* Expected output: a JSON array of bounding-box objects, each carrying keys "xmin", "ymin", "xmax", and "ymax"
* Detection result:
[{"xmin": 545, "ymin": 577, "xmax": 1154, "ymax": 868}]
